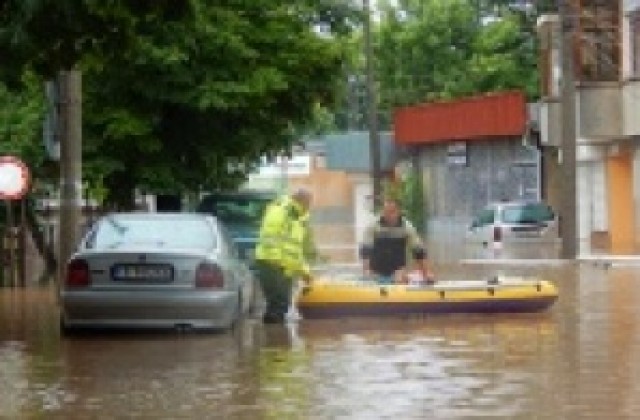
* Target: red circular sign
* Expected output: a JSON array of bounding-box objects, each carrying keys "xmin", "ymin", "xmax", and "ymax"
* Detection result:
[{"xmin": 0, "ymin": 156, "xmax": 30, "ymax": 200}]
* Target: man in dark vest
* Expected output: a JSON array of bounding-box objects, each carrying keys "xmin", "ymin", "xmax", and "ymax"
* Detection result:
[{"xmin": 360, "ymin": 197, "xmax": 435, "ymax": 284}]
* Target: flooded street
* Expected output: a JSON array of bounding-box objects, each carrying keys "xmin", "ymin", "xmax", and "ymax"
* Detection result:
[{"xmin": 1, "ymin": 261, "xmax": 640, "ymax": 419}]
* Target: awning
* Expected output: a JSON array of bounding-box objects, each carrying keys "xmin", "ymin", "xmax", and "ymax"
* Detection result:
[{"xmin": 394, "ymin": 91, "xmax": 527, "ymax": 145}]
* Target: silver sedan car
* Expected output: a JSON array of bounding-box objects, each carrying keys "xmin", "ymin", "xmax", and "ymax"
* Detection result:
[
  {"xmin": 467, "ymin": 201, "xmax": 559, "ymax": 245},
  {"xmin": 59, "ymin": 212, "xmax": 258, "ymax": 333}
]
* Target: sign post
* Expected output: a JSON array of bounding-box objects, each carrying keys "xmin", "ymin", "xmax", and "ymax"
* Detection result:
[
  {"xmin": 0, "ymin": 156, "xmax": 30, "ymax": 286},
  {"xmin": 0, "ymin": 156, "xmax": 30, "ymax": 200}
]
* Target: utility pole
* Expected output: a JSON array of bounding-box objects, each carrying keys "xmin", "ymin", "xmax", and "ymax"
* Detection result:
[
  {"xmin": 363, "ymin": 0, "xmax": 382, "ymax": 207},
  {"xmin": 57, "ymin": 70, "xmax": 83, "ymax": 283},
  {"xmin": 18, "ymin": 198, "xmax": 26, "ymax": 286},
  {"xmin": 558, "ymin": 0, "xmax": 577, "ymax": 259}
]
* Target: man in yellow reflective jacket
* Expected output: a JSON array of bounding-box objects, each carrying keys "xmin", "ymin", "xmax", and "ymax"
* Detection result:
[{"xmin": 255, "ymin": 187, "xmax": 313, "ymax": 323}]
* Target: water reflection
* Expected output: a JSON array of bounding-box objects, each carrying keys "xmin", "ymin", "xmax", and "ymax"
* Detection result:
[
  {"xmin": 294, "ymin": 315, "xmax": 557, "ymax": 419},
  {"xmin": 2, "ymin": 263, "xmax": 640, "ymax": 418},
  {"xmin": 431, "ymin": 240, "xmax": 561, "ymax": 263},
  {"xmin": 0, "ymin": 341, "xmax": 29, "ymax": 418},
  {"xmin": 256, "ymin": 325, "xmax": 312, "ymax": 419},
  {"xmin": 54, "ymin": 333, "xmax": 258, "ymax": 418}
]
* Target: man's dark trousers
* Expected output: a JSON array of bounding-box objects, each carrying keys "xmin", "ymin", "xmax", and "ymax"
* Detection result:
[{"xmin": 254, "ymin": 260, "xmax": 292, "ymax": 323}]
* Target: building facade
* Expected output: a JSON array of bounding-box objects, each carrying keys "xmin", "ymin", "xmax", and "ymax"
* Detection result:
[
  {"xmin": 537, "ymin": 0, "xmax": 640, "ymax": 254},
  {"xmin": 393, "ymin": 91, "xmax": 542, "ymax": 239},
  {"xmin": 244, "ymin": 132, "xmax": 397, "ymax": 263}
]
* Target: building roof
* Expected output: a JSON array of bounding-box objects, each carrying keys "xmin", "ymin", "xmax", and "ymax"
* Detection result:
[{"xmin": 394, "ymin": 91, "xmax": 527, "ymax": 145}]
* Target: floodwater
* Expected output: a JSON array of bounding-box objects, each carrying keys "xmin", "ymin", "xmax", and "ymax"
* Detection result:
[{"xmin": 1, "ymin": 261, "xmax": 640, "ymax": 419}]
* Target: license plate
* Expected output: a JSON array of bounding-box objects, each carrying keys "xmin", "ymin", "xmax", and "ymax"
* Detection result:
[{"xmin": 111, "ymin": 264, "xmax": 174, "ymax": 281}]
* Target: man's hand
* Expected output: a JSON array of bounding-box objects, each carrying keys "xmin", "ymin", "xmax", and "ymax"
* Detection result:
[
  {"xmin": 413, "ymin": 259, "xmax": 435, "ymax": 284},
  {"xmin": 362, "ymin": 260, "xmax": 373, "ymax": 278},
  {"xmin": 301, "ymin": 273, "xmax": 313, "ymax": 285}
]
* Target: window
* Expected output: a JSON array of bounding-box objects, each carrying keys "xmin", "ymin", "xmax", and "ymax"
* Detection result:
[
  {"xmin": 197, "ymin": 193, "xmax": 274, "ymax": 225},
  {"xmin": 631, "ymin": 11, "xmax": 640, "ymax": 77},
  {"xmin": 501, "ymin": 203, "xmax": 555, "ymax": 224},
  {"xmin": 578, "ymin": 0, "xmax": 620, "ymax": 81},
  {"xmin": 472, "ymin": 208, "xmax": 495, "ymax": 228},
  {"xmin": 92, "ymin": 217, "xmax": 217, "ymax": 250}
]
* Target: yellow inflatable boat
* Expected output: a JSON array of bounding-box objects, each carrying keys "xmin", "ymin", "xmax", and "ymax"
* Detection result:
[{"xmin": 297, "ymin": 276, "xmax": 558, "ymax": 319}]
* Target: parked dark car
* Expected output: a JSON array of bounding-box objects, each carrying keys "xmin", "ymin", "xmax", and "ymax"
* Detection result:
[{"xmin": 196, "ymin": 190, "xmax": 276, "ymax": 264}]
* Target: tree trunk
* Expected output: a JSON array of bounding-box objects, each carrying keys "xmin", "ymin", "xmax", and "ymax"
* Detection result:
[{"xmin": 106, "ymin": 172, "xmax": 136, "ymax": 211}]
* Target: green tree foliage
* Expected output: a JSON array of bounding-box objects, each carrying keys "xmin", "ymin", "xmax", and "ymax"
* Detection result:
[
  {"xmin": 381, "ymin": 170, "xmax": 424, "ymax": 232},
  {"xmin": 0, "ymin": 0, "xmax": 190, "ymax": 85},
  {"xmin": 377, "ymin": 0, "xmax": 476, "ymax": 108},
  {"xmin": 0, "ymin": 0, "xmax": 356, "ymax": 208},
  {"xmin": 373, "ymin": 0, "xmax": 544, "ymax": 128},
  {"xmin": 400, "ymin": 169, "xmax": 425, "ymax": 232},
  {"xmin": 0, "ymin": 74, "xmax": 47, "ymax": 178}
]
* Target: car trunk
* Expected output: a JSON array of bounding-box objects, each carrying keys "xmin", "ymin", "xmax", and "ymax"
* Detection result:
[{"xmin": 78, "ymin": 249, "xmax": 213, "ymax": 289}]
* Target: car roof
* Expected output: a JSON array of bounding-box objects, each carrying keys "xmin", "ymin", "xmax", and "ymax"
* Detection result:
[
  {"xmin": 197, "ymin": 191, "xmax": 277, "ymax": 208},
  {"xmin": 103, "ymin": 212, "xmax": 214, "ymax": 221},
  {"xmin": 487, "ymin": 200, "xmax": 550, "ymax": 208}
]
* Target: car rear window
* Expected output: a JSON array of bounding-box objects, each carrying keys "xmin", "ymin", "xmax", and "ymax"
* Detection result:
[
  {"xmin": 88, "ymin": 217, "xmax": 217, "ymax": 250},
  {"xmin": 501, "ymin": 203, "xmax": 554, "ymax": 224},
  {"xmin": 475, "ymin": 208, "xmax": 495, "ymax": 226}
]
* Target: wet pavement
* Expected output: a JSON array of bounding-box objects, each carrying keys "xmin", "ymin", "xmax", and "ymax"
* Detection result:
[{"xmin": 1, "ymin": 261, "xmax": 640, "ymax": 419}]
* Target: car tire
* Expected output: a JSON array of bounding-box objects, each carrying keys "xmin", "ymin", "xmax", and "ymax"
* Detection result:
[
  {"xmin": 230, "ymin": 291, "xmax": 243, "ymax": 330},
  {"xmin": 59, "ymin": 316, "xmax": 73, "ymax": 337}
]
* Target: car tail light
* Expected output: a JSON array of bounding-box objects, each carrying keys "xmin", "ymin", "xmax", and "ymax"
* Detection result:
[
  {"xmin": 195, "ymin": 262, "xmax": 224, "ymax": 288},
  {"xmin": 66, "ymin": 259, "xmax": 90, "ymax": 287},
  {"xmin": 493, "ymin": 225, "xmax": 502, "ymax": 242}
]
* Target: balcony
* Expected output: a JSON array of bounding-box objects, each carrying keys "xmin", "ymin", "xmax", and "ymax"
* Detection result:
[
  {"xmin": 575, "ymin": 82, "xmax": 622, "ymax": 141},
  {"xmin": 623, "ymin": 79, "xmax": 640, "ymax": 137}
]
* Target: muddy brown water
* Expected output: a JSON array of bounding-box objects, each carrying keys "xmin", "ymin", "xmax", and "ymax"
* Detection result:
[{"xmin": 1, "ymin": 262, "xmax": 639, "ymax": 419}]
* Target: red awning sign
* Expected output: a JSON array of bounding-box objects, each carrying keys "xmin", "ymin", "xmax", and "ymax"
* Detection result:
[{"xmin": 0, "ymin": 156, "xmax": 30, "ymax": 200}]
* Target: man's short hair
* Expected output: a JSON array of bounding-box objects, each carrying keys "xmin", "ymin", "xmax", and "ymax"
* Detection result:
[
  {"xmin": 291, "ymin": 186, "xmax": 312, "ymax": 202},
  {"xmin": 380, "ymin": 196, "xmax": 402, "ymax": 212}
]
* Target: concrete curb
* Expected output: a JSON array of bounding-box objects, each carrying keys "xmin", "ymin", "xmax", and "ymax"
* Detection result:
[
  {"xmin": 461, "ymin": 255, "xmax": 640, "ymax": 267},
  {"xmin": 459, "ymin": 259, "xmax": 571, "ymax": 266},
  {"xmin": 577, "ymin": 255, "xmax": 640, "ymax": 267}
]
